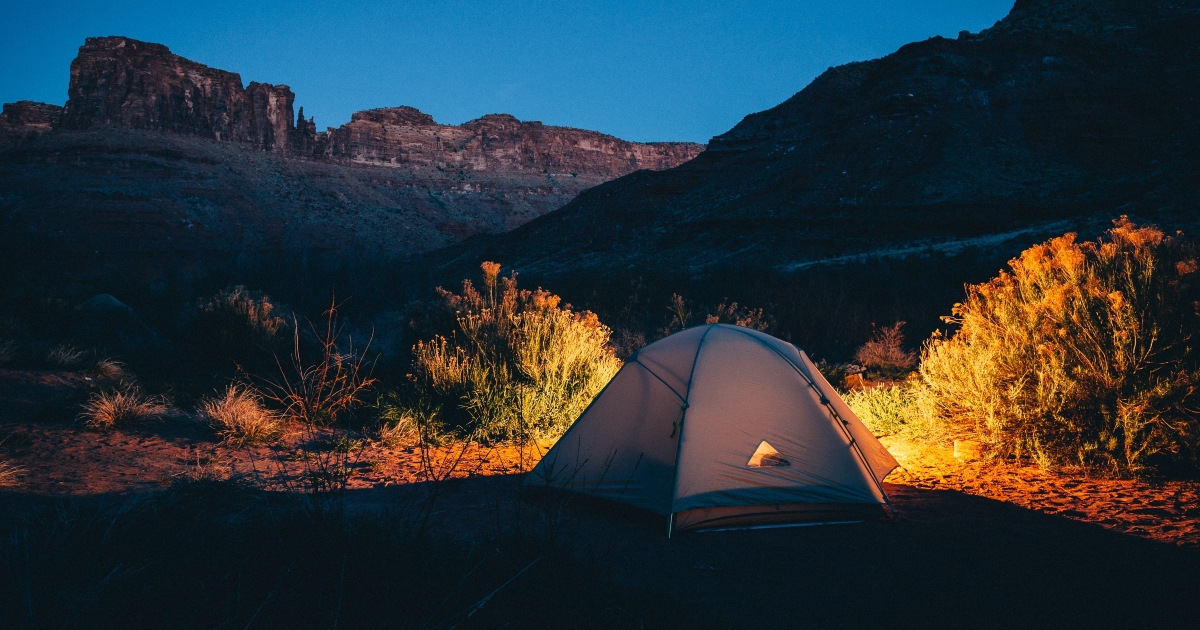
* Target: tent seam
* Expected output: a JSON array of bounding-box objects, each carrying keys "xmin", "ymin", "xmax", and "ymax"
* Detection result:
[
  {"xmin": 631, "ymin": 358, "xmax": 687, "ymax": 404},
  {"xmin": 667, "ymin": 324, "xmax": 716, "ymax": 534},
  {"xmin": 722, "ymin": 326, "xmax": 897, "ymax": 516}
]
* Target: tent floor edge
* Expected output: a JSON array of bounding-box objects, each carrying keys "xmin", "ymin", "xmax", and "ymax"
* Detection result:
[{"xmin": 671, "ymin": 502, "xmax": 891, "ymax": 533}]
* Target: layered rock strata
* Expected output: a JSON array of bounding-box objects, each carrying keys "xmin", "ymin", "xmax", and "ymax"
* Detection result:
[
  {"xmin": 0, "ymin": 36, "xmax": 703, "ymax": 260},
  {"xmin": 17, "ymin": 35, "xmax": 702, "ymax": 176}
]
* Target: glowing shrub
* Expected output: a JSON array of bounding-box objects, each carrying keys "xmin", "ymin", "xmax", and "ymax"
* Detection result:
[
  {"xmin": 920, "ymin": 218, "xmax": 1200, "ymax": 473},
  {"xmin": 411, "ymin": 262, "xmax": 622, "ymax": 442}
]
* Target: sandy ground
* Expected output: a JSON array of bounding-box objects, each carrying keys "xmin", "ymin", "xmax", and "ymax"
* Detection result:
[
  {"xmin": 3, "ymin": 369, "xmax": 1200, "ymax": 627},
  {"xmin": 2, "ymin": 369, "xmax": 1196, "ymax": 548}
]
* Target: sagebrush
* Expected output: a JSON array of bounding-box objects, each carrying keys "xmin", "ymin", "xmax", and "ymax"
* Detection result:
[
  {"xmin": 919, "ymin": 218, "xmax": 1200, "ymax": 473},
  {"xmin": 854, "ymin": 321, "xmax": 916, "ymax": 372},
  {"xmin": 189, "ymin": 285, "xmax": 289, "ymax": 369},
  {"xmin": 409, "ymin": 262, "xmax": 621, "ymax": 442}
]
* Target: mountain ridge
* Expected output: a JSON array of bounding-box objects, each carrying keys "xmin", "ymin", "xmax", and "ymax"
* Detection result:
[{"xmin": 438, "ymin": 0, "xmax": 1200, "ymax": 277}]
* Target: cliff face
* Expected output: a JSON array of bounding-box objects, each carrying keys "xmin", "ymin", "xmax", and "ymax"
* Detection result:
[
  {"xmin": 0, "ymin": 36, "xmax": 703, "ymax": 263},
  {"xmin": 46, "ymin": 36, "xmax": 703, "ymax": 174},
  {"xmin": 0, "ymin": 101, "xmax": 62, "ymax": 149},
  {"xmin": 447, "ymin": 0, "xmax": 1200, "ymax": 276},
  {"xmin": 323, "ymin": 108, "xmax": 701, "ymax": 177},
  {"xmin": 61, "ymin": 37, "xmax": 298, "ymax": 152}
]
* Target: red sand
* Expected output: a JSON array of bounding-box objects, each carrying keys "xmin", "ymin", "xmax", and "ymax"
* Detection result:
[{"xmin": 1, "ymin": 369, "xmax": 1197, "ymax": 547}]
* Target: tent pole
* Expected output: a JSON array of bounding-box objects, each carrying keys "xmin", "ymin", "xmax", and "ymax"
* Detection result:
[{"xmin": 667, "ymin": 513, "xmax": 674, "ymax": 539}]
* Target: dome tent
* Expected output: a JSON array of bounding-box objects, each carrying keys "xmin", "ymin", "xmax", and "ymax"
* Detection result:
[{"xmin": 529, "ymin": 324, "xmax": 899, "ymax": 535}]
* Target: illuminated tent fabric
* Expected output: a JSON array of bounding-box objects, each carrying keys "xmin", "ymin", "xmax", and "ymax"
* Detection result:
[{"xmin": 528, "ymin": 324, "xmax": 899, "ymax": 534}]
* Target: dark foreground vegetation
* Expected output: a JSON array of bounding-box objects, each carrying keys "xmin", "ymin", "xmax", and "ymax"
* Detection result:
[{"xmin": 0, "ymin": 482, "xmax": 702, "ymax": 629}]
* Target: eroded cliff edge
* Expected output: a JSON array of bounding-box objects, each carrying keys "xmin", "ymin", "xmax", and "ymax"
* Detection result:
[{"xmin": 0, "ymin": 36, "xmax": 703, "ymax": 260}]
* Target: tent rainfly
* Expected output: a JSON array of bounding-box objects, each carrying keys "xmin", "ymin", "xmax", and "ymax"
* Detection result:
[{"xmin": 529, "ymin": 324, "xmax": 899, "ymax": 535}]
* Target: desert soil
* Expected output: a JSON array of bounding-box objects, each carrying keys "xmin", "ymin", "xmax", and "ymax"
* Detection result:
[{"xmin": 3, "ymin": 369, "xmax": 1199, "ymax": 627}]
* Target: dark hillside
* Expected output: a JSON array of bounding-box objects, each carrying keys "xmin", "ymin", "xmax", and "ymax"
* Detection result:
[{"xmin": 442, "ymin": 0, "xmax": 1200, "ymax": 277}]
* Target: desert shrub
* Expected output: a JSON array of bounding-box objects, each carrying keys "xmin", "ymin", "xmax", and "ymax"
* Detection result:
[
  {"xmin": 843, "ymin": 379, "xmax": 934, "ymax": 441},
  {"xmin": 188, "ymin": 286, "xmax": 289, "ymax": 369},
  {"xmin": 45, "ymin": 343, "xmax": 87, "ymax": 369},
  {"xmin": 854, "ymin": 322, "xmax": 917, "ymax": 375},
  {"xmin": 80, "ymin": 385, "xmax": 168, "ymax": 431},
  {"xmin": 410, "ymin": 262, "xmax": 622, "ymax": 442},
  {"xmin": 662, "ymin": 294, "xmax": 772, "ymax": 336},
  {"xmin": 920, "ymin": 218, "xmax": 1200, "ymax": 473},
  {"xmin": 199, "ymin": 385, "xmax": 282, "ymax": 446},
  {"xmin": 252, "ymin": 300, "xmax": 376, "ymax": 426},
  {"xmin": 704, "ymin": 299, "xmax": 771, "ymax": 330}
]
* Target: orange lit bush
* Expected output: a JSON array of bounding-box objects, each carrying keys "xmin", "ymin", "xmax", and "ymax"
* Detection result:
[
  {"xmin": 410, "ymin": 262, "xmax": 621, "ymax": 442},
  {"xmin": 920, "ymin": 218, "xmax": 1200, "ymax": 473}
]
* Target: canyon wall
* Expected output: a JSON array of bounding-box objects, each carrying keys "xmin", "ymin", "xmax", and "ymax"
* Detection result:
[
  {"xmin": 0, "ymin": 36, "xmax": 703, "ymax": 261},
  {"xmin": 13, "ymin": 36, "xmax": 702, "ymax": 177},
  {"xmin": 60, "ymin": 37, "xmax": 298, "ymax": 152}
]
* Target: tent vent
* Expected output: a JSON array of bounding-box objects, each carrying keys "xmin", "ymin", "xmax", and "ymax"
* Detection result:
[{"xmin": 748, "ymin": 441, "xmax": 790, "ymax": 467}]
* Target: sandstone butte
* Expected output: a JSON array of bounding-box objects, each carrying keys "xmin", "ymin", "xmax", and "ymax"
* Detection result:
[
  {"xmin": 0, "ymin": 36, "xmax": 703, "ymax": 254},
  {"xmin": 9, "ymin": 36, "xmax": 703, "ymax": 173}
]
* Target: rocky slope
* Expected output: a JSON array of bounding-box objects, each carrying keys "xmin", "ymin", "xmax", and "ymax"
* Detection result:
[
  {"xmin": 443, "ymin": 0, "xmax": 1200, "ymax": 277},
  {"xmin": 0, "ymin": 36, "xmax": 702, "ymax": 260}
]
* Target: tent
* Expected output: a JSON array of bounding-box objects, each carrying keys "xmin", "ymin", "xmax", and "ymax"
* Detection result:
[{"xmin": 529, "ymin": 324, "xmax": 899, "ymax": 534}]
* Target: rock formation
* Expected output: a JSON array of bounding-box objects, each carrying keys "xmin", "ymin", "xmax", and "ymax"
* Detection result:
[
  {"xmin": 60, "ymin": 37, "xmax": 298, "ymax": 152},
  {"xmin": 448, "ymin": 0, "xmax": 1200, "ymax": 276},
  {"xmin": 0, "ymin": 101, "xmax": 62, "ymax": 149},
  {"xmin": 0, "ymin": 36, "xmax": 703, "ymax": 263},
  {"xmin": 322, "ymin": 108, "xmax": 700, "ymax": 176},
  {"xmin": 33, "ymin": 35, "xmax": 702, "ymax": 175}
]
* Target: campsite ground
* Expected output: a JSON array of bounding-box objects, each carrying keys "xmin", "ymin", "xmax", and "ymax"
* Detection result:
[{"xmin": 3, "ymin": 369, "xmax": 1200, "ymax": 627}]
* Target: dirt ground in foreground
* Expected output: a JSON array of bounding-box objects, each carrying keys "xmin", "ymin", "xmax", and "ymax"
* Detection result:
[
  {"xmin": 3, "ymin": 369, "xmax": 1200, "ymax": 628},
  {"xmin": 1, "ymin": 369, "xmax": 1199, "ymax": 549}
]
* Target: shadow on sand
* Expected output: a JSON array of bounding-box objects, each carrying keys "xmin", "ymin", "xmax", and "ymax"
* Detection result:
[{"xmin": 345, "ymin": 473, "xmax": 1200, "ymax": 629}]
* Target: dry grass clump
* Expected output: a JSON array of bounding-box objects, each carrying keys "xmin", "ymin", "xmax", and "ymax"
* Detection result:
[
  {"xmin": 920, "ymin": 218, "xmax": 1200, "ymax": 474},
  {"xmin": 854, "ymin": 322, "xmax": 917, "ymax": 371},
  {"xmin": 0, "ymin": 434, "xmax": 22, "ymax": 486},
  {"xmin": 410, "ymin": 262, "xmax": 622, "ymax": 442},
  {"xmin": 80, "ymin": 385, "xmax": 168, "ymax": 431},
  {"xmin": 199, "ymin": 385, "xmax": 282, "ymax": 446},
  {"xmin": 45, "ymin": 344, "xmax": 87, "ymax": 369},
  {"xmin": 0, "ymin": 460, "xmax": 21, "ymax": 487},
  {"xmin": 93, "ymin": 358, "xmax": 127, "ymax": 381}
]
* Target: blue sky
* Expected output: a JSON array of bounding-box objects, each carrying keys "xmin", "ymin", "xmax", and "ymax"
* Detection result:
[{"xmin": 1, "ymin": 1, "xmax": 1014, "ymax": 143}]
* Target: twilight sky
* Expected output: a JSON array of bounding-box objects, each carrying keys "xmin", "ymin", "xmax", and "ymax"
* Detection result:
[{"xmin": 1, "ymin": 1, "xmax": 1015, "ymax": 143}]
